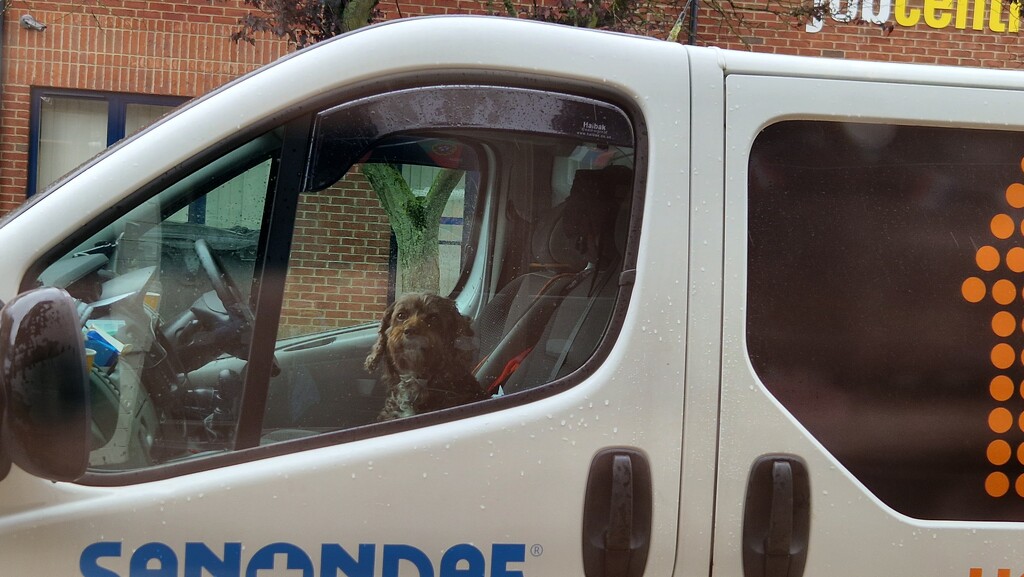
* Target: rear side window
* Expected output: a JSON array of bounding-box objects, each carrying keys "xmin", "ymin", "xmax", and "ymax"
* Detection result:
[{"xmin": 747, "ymin": 121, "xmax": 1024, "ymax": 521}]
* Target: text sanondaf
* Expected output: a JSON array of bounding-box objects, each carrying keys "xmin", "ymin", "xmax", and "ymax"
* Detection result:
[{"xmin": 79, "ymin": 542, "xmax": 528, "ymax": 577}]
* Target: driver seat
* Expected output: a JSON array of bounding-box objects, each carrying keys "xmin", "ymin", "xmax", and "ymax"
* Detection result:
[{"xmin": 475, "ymin": 165, "xmax": 632, "ymax": 395}]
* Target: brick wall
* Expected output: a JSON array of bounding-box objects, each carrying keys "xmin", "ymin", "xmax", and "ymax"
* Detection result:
[
  {"xmin": 279, "ymin": 169, "xmax": 392, "ymax": 338},
  {"xmin": 0, "ymin": 0, "xmax": 499, "ymax": 336},
  {"xmin": 694, "ymin": 0, "xmax": 1024, "ymax": 66},
  {"xmin": 0, "ymin": 0, "xmax": 526, "ymax": 217},
  {"xmin": 0, "ymin": 0, "xmax": 295, "ymax": 216},
  {"xmin": 7, "ymin": 0, "xmax": 1023, "ymax": 219}
]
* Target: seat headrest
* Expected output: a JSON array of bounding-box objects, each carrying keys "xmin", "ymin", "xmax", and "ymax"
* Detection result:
[
  {"xmin": 546, "ymin": 207, "xmax": 589, "ymax": 270},
  {"xmin": 530, "ymin": 165, "xmax": 633, "ymax": 271},
  {"xmin": 561, "ymin": 165, "xmax": 632, "ymax": 264}
]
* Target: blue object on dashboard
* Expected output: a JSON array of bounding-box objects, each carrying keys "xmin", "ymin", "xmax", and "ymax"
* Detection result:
[{"xmin": 86, "ymin": 331, "xmax": 118, "ymax": 367}]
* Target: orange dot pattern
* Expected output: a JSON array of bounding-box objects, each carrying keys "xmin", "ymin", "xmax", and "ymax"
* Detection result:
[
  {"xmin": 978, "ymin": 246, "xmax": 1001, "ymax": 271},
  {"xmin": 962, "ymin": 277, "xmax": 986, "ymax": 303},
  {"xmin": 1008, "ymin": 183, "xmax": 1024, "ymax": 209},
  {"xmin": 963, "ymin": 163, "xmax": 1024, "ymax": 498},
  {"xmin": 992, "ymin": 344, "xmax": 1016, "ymax": 369},
  {"xmin": 993, "ymin": 311, "xmax": 1017, "ymax": 338},
  {"xmin": 991, "ymin": 375, "xmax": 1014, "ymax": 401},
  {"xmin": 989, "ymin": 440, "xmax": 1012, "ymax": 465},
  {"xmin": 987, "ymin": 472, "xmax": 1010, "ymax": 498},
  {"xmin": 1010, "ymin": 248, "xmax": 1024, "ymax": 273},
  {"xmin": 993, "ymin": 214, "xmax": 1015, "ymax": 239},
  {"xmin": 993, "ymin": 279, "xmax": 1017, "ymax": 305}
]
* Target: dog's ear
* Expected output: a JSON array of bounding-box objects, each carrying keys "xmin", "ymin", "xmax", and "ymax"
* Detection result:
[{"xmin": 365, "ymin": 302, "xmax": 394, "ymax": 374}]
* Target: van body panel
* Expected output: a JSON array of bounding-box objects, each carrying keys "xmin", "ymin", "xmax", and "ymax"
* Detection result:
[
  {"xmin": 672, "ymin": 46, "xmax": 727, "ymax": 577},
  {"xmin": 3, "ymin": 14, "xmax": 1024, "ymax": 577},
  {"xmin": 718, "ymin": 47, "xmax": 1024, "ymax": 90},
  {"xmin": 717, "ymin": 72, "xmax": 1024, "ymax": 576}
]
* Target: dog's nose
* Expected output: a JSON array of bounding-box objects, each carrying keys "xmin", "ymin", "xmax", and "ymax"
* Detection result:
[{"xmin": 404, "ymin": 326, "xmax": 417, "ymax": 336}]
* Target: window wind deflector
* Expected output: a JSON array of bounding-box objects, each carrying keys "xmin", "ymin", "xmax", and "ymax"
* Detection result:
[{"xmin": 304, "ymin": 85, "xmax": 634, "ymax": 192}]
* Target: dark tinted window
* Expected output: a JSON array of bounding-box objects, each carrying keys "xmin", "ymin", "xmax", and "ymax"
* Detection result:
[{"xmin": 748, "ymin": 121, "xmax": 1024, "ymax": 521}]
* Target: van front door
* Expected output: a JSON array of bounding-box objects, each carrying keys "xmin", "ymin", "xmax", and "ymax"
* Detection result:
[{"xmin": 0, "ymin": 26, "xmax": 698, "ymax": 577}]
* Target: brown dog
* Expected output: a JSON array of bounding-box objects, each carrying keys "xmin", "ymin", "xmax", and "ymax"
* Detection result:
[{"xmin": 365, "ymin": 293, "xmax": 486, "ymax": 421}]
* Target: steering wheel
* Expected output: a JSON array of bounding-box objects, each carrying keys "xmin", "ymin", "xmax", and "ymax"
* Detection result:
[
  {"xmin": 192, "ymin": 239, "xmax": 279, "ymax": 376},
  {"xmin": 194, "ymin": 239, "xmax": 254, "ymax": 327}
]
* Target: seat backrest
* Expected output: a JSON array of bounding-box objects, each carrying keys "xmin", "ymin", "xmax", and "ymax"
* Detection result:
[
  {"xmin": 473, "ymin": 201, "xmax": 582, "ymax": 366},
  {"xmin": 476, "ymin": 165, "xmax": 632, "ymax": 394},
  {"xmin": 500, "ymin": 266, "xmax": 620, "ymax": 392}
]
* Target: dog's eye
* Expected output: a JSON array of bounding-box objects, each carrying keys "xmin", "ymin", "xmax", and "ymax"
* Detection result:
[{"xmin": 394, "ymin": 311, "xmax": 408, "ymax": 321}]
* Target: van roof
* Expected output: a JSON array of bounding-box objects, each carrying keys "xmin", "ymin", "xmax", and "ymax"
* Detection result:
[{"xmin": 700, "ymin": 43, "xmax": 1024, "ymax": 90}]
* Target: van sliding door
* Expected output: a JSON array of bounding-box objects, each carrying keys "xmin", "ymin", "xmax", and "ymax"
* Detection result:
[{"xmin": 717, "ymin": 72, "xmax": 1024, "ymax": 577}]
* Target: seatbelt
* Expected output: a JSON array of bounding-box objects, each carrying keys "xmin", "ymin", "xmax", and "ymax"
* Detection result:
[
  {"xmin": 547, "ymin": 266, "xmax": 615, "ymax": 381},
  {"xmin": 486, "ymin": 345, "xmax": 534, "ymax": 395},
  {"xmin": 477, "ymin": 264, "xmax": 595, "ymax": 391},
  {"xmin": 472, "ymin": 272, "xmax": 575, "ymax": 375}
]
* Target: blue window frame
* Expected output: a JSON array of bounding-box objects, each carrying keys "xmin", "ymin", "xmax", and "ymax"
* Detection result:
[{"xmin": 27, "ymin": 88, "xmax": 187, "ymax": 196}]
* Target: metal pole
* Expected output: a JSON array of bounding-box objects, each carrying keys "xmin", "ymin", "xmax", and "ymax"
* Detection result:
[{"xmin": 688, "ymin": 0, "xmax": 698, "ymax": 44}]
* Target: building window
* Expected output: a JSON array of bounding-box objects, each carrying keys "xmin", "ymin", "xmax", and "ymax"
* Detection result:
[{"xmin": 28, "ymin": 89, "xmax": 186, "ymax": 196}]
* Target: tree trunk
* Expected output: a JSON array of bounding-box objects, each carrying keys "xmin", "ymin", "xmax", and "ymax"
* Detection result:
[
  {"xmin": 341, "ymin": 0, "xmax": 378, "ymax": 32},
  {"xmin": 395, "ymin": 226, "xmax": 441, "ymax": 294},
  {"xmin": 361, "ymin": 164, "xmax": 465, "ymax": 295}
]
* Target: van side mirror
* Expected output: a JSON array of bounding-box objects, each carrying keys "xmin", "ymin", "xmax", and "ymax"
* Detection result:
[{"xmin": 0, "ymin": 287, "xmax": 90, "ymax": 482}]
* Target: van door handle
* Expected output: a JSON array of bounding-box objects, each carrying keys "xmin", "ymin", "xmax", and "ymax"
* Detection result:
[
  {"xmin": 582, "ymin": 448, "xmax": 652, "ymax": 577},
  {"xmin": 742, "ymin": 455, "xmax": 811, "ymax": 577}
]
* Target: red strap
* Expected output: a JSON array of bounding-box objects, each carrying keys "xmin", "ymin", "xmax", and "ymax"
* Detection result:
[
  {"xmin": 487, "ymin": 345, "xmax": 534, "ymax": 395},
  {"xmin": 472, "ymin": 273, "xmax": 574, "ymax": 375}
]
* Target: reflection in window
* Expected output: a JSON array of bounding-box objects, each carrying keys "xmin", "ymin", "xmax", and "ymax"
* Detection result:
[
  {"xmin": 36, "ymin": 130, "xmax": 279, "ymax": 471},
  {"xmin": 30, "ymin": 90, "xmax": 185, "ymax": 195}
]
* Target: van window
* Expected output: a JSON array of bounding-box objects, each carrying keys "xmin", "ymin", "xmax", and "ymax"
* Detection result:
[
  {"xmin": 275, "ymin": 139, "xmax": 478, "ymax": 341},
  {"xmin": 747, "ymin": 120, "xmax": 1024, "ymax": 521},
  {"xmin": 34, "ymin": 130, "xmax": 280, "ymax": 470},
  {"xmin": 29, "ymin": 87, "xmax": 639, "ymax": 477},
  {"xmin": 261, "ymin": 86, "xmax": 637, "ymax": 438}
]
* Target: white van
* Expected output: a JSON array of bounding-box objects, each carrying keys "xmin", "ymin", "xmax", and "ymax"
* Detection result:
[{"xmin": 1, "ymin": 14, "xmax": 1023, "ymax": 577}]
